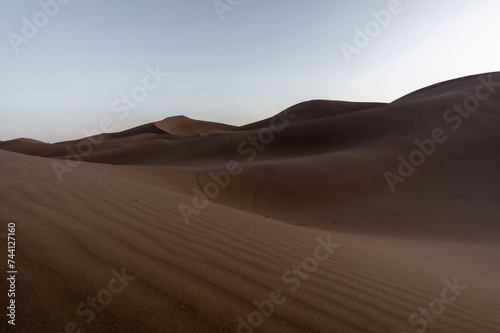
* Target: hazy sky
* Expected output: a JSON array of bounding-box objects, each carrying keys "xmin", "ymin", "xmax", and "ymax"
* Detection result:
[{"xmin": 1, "ymin": 0, "xmax": 499, "ymax": 142}]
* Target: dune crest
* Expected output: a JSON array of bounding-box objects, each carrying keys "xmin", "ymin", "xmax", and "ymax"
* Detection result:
[{"xmin": 154, "ymin": 115, "xmax": 239, "ymax": 135}]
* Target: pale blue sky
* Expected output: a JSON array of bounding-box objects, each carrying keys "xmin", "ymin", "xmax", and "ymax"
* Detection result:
[{"xmin": 1, "ymin": 0, "xmax": 499, "ymax": 142}]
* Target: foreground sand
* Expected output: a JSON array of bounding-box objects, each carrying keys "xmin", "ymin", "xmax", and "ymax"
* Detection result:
[{"xmin": 1, "ymin": 73, "xmax": 500, "ymax": 332}]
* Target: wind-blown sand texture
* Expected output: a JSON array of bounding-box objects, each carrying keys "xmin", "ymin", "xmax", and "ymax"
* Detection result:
[{"xmin": 1, "ymin": 72, "xmax": 500, "ymax": 332}]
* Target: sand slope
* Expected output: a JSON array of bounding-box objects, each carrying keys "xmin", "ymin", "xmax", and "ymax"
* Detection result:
[{"xmin": 1, "ymin": 72, "xmax": 500, "ymax": 332}]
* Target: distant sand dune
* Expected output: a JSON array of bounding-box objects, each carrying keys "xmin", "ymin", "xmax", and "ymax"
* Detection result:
[{"xmin": 154, "ymin": 115, "xmax": 240, "ymax": 135}]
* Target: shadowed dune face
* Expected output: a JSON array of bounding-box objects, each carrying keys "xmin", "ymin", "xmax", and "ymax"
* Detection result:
[
  {"xmin": 1, "ymin": 72, "xmax": 500, "ymax": 332},
  {"xmin": 2, "ymin": 72, "xmax": 499, "ymax": 237},
  {"xmin": 2, "ymin": 72, "xmax": 500, "ymax": 235}
]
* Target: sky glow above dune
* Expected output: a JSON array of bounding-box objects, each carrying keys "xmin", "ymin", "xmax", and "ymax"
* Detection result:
[{"xmin": 1, "ymin": 0, "xmax": 499, "ymax": 142}]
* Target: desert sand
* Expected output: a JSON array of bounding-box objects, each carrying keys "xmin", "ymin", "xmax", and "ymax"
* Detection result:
[{"xmin": 1, "ymin": 72, "xmax": 500, "ymax": 332}]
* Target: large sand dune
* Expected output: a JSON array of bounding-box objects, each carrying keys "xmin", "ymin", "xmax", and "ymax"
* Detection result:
[{"xmin": 1, "ymin": 72, "xmax": 500, "ymax": 332}]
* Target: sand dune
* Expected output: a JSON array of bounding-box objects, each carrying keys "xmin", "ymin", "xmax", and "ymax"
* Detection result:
[
  {"xmin": 154, "ymin": 115, "xmax": 240, "ymax": 135},
  {"xmin": 1, "ymin": 72, "xmax": 500, "ymax": 332}
]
